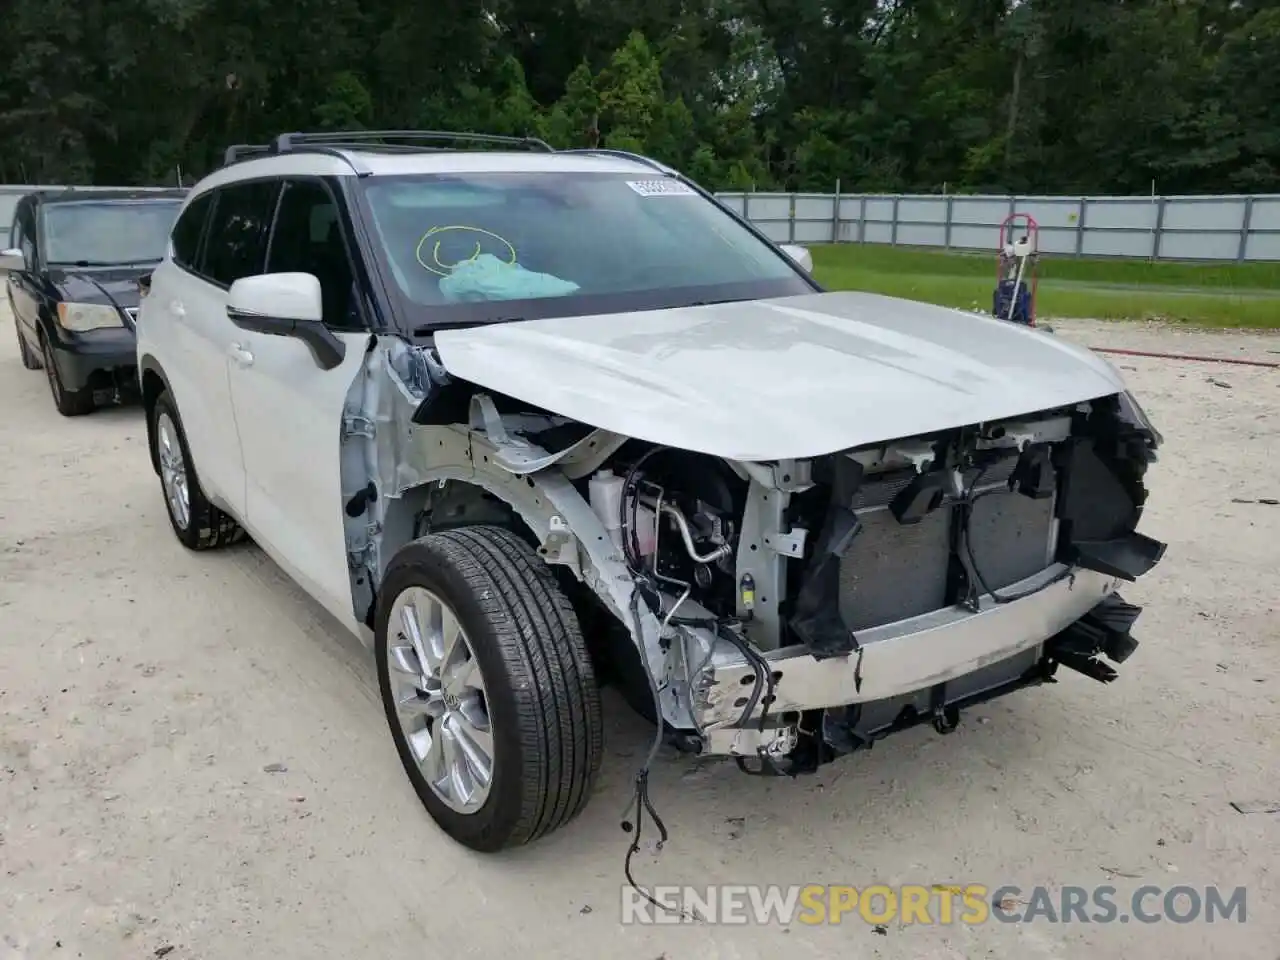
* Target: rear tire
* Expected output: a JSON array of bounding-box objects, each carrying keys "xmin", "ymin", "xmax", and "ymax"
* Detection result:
[
  {"xmin": 149, "ymin": 390, "xmax": 245, "ymax": 550},
  {"xmin": 376, "ymin": 525, "xmax": 603, "ymax": 851},
  {"xmin": 41, "ymin": 334, "xmax": 95, "ymax": 416},
  {"xmin": 14, "ymin": 315, "xmax": 39, "ymax": 370}
]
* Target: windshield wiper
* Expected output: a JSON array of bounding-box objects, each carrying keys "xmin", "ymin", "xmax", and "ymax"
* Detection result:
[
  {"xmin": 414, "ymin": 319, "xmax": 496, "ymax": 336},
  {"xmin": 688, "ymin": 297, "xmax": 749, "ymax": 307},
  {"xmin": 51, "ymin": 259, "xmax": 156, "ymax": 268},
  {"xmin": 413, "ymin": 317, "xmax": 526, "ymax": 336}
]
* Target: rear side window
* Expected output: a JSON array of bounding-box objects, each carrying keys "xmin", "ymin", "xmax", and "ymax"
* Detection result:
[
  {"xmin": 202, "ymin": 180, "xmax": 281, "ymax": 287},
  {"xmin": 171, "ymin": 192, "xmax": 213, "ymax": 270}
]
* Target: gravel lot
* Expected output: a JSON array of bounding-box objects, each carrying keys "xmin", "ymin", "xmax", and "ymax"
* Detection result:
[{"xmin": 2, "ymin": 304, "xmax": 1278, "ymax": 960}]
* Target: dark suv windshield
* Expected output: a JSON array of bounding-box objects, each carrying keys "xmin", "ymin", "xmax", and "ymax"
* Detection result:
[
  {"xmin": 42, "ymin": 199, "xmax": 183, "ymax": 267},
  {"xmin": 359, "ymin": 172, "xmax": 813, "ymax": 328}
]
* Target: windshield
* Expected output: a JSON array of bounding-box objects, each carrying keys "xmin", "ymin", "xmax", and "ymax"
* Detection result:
[
  {"xmin": 41, "ymin": 199, "xmax": 183, "ymax": 267},
  {"xmin": 359, "ymin": 172, "xmax": 813, "ymax": 328}
]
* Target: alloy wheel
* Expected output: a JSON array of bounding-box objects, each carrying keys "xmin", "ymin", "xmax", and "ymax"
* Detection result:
[
  {"xmin": 155, "ymin": 411, "xmax": 191, "ymax": 530},
  {"xmin": 386, "ymin": 586, "xmax": 494, "ymax": 813}
]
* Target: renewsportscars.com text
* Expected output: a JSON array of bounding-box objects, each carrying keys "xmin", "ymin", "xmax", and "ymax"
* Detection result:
[{"xmin": 620, "ymin": 883, "xmax": 1248, "ymax": 926}]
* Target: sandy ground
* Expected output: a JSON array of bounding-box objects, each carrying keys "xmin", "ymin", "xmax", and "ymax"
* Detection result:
[{"xmin": 1, "ymin": 306, "xmax": 1278, "ymax": 960}]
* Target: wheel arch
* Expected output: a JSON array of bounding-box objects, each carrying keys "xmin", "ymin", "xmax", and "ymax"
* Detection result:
[
  {"xmin": 372, "ymin": 433, "xmax": 669, "ymax": 716},
  {"xmin": 356, "ymin": 384, "xmax": 680, "ymax": 726},
  {"xmin": 138, "ymin": 354, "xmax": 174, "ymax": 476},
  {"xmin": 374, "ymin": 523, "xmax": 605, "ymax": 850},
  {"xmin": 375, "ymin": 476, "xmax": 536, "ymax": 620}
]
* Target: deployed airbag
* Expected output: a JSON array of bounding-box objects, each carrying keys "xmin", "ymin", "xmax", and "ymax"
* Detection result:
[{"xmin": 439, "ymin": 254, "xmax": 579, "ymax": 303}]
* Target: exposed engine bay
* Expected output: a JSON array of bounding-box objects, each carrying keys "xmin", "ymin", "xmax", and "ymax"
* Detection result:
[{"xmin": 365, "ymin": 352, "xmax": 1166, "ymax": 775}]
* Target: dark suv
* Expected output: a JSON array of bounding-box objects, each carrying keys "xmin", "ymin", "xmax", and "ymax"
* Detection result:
[{"xmin": 3, "ymin": 188, "xmax": 186, "ymax": 415}]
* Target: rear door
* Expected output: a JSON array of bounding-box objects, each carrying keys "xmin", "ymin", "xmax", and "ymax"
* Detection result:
[
  {"xmin": 155, "ymin": 181, "xmax": 281, "ymax": 518},
  {"xmin": 226, "ymin": 177, "xmax": 370, "ymax": 632}
]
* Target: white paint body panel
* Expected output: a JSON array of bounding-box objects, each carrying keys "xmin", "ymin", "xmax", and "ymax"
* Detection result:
[
  {"xmin": 140, "ymin": 256, "xmax": 366, "ymax": 633},
  {"xmin": 138, "ymin": 260, "xmax": 247, "ymax": 516},
  {"xmin": 433, "ymin": 291, "xmax": 1127, "ymax": 461},
  {"xmin": 227, "ymin": 327, "xmax": 368, "ymax": 634}
]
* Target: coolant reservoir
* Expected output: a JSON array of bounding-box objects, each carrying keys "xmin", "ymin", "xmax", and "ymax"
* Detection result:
[
  {"xmin": 589, "ymin": 469, "xmax": 659, "ymax": 556},
  {"xmin": 589, "ymin": 470, "xmax": 625, "ymax": 549}
]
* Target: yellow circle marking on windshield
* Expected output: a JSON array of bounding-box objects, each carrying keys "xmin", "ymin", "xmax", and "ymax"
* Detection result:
[{"xmin": 415, "ymin": 225, "xmax": 517, "ymax": 276}]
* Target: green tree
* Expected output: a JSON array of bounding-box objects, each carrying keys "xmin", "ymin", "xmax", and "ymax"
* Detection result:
[
  {"xmin": 0, "ymin": 0, "xmax": 1275, "ymax": 194},
  {"xmin": 596, "ymin": 31, "xmax": 665, "ymax": 152}
]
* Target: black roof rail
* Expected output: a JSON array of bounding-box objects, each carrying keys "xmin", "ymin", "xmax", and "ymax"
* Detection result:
[
  {"xmin": 221, "ymin": 130, "xmax": 556, "ymax": 174},
  {"xmin": 557, "ymin": 148, "xmax": 674, "ymax": 174},
  {"xmin": 223, "ymin": 142, "xmax": 372, "ymax": 175},
  {"xmin": 275, "ymin": 130, "xmax": 555, "ymax": 154},
  {"xmin": 223, "ymin": 143, "xmax": 276, "ymax": 166}
]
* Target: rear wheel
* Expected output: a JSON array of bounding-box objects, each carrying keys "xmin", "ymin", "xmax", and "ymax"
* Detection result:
[
  {"xmin": 14, "ymin": 315, "xmax": 39, "ymax": 370},
  {"xmin": 149, "ymin": 390, "xmax": 245, "ymax": 550},
  {"xmin": 41, "ymin": 335, "xmax": 94, "ymax": 416},
  {"xmin": 376, "ymin": 525, "xmax": 603, "ymax": 851}
]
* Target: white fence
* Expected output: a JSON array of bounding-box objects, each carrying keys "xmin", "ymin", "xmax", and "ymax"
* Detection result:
[
  {"xmin": 715, "ymin": 192, "xmax": 1280, "ymax": 262},
  {"xmin": 7, "ymin": 183, "xmax": 1279, "ymax": 262}
]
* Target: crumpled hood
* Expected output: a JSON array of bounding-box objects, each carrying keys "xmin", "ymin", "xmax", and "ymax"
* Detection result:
[{"xmin": 433, "ymin": 291, "xmax": 1127, "ymax": 461}]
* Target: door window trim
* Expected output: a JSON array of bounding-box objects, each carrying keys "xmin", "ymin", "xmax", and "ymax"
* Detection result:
[
  {"xmin": 188, "ymin": 176, "xmax": 284, "ymax": 291},
  {"xmin": 167, "ymin": 172, "xmax": 381, "ymax": 333},
  {"xmin": 171, "ymin": 190, "xmax": 217, "ymax": 279},
  {"xmin": 265, "ymin": 175, "xmax": 371, "ymax": 333}
]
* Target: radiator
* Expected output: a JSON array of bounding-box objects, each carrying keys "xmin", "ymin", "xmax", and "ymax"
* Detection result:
[{"xmin": 837, "ymin": 461, "xmax": 1057, "ymax": 632}]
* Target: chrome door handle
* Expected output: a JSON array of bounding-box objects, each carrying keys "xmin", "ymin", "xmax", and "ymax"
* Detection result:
[
  {"xmin": 228, "ymin": 342, "xmax": 254, "ymax": 367},
  {"xmin": 169, "ymin": 299, "xmax": 185, "ymax": 317}
]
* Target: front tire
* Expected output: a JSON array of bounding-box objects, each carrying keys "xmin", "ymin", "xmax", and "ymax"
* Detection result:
[
  {"xmin": 14, "ymin": 315, "xmax": 39, "ymax": 370},
  {"xmin": 149, "ymin": 390, "xmax": 245, "ymax": 550},
  {"xmin": 41, "ymin": 334, "xmax": 94, "ymax": 416},
  {"xmin": 376, "ymin": 525, "xmax": 603, "ymax": 852}
]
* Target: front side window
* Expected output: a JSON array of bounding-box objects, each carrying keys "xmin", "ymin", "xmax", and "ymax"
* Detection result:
[
  {"xmin": 1, "ymin": 195, "xmax": 22, "ymax": 239},
  {"xmin": 19, "ymin": 211, "xmax": 35, "ymax": 265},
  {"xmin": 11, "ymin": 207, "xmax": 32, "ymax": 263},
  {"xmin": 359, "ymin": 171, "xmax": 811, "ymax": 330},
  {"xmin": 266, "ymin": 179, "xmax": 360, "ymax": 329},
  {"xmin": 202, "ymin": 180, "xmax": 282, "ymax": 287},
  {"xmin": 40, "ymin": 199, "xmax": 183, "ymax": 267}
]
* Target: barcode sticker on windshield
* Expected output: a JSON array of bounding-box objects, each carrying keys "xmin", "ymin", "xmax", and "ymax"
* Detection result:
[{"xmin": 627, "ymin": 179, "xmax": 696, "ymax": 197}]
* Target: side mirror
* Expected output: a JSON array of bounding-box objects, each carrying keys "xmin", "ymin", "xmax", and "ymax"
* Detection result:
[
  {"xmin": 0, "ymin": 247, "xmax": 26, "ymax": 272},
  {"xmin": 226, "ymin": 272, "xmax": 345, "ymax": 370},
  {"xmin": 779, "ymin": 243, "xmax": 813, "ymax": 273}
]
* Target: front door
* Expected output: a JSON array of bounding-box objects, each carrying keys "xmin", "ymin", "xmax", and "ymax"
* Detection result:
[
  {"xmin": 227, "ymin": 178, "xmax": 371, "ymax": 633},
  {"xmin": 7, "ymin": 206, "xmax": 39, "ymax": 344}
]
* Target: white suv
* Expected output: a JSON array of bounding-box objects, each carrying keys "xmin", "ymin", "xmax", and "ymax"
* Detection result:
[{"xmin": 137, "ymin": 130, "xmax": 1166, "ymax": 852}]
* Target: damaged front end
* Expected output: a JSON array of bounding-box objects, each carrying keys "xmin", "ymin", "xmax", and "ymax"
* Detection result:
[
  {"xmin": 347, "ymin": 336, "xmax": 1165, "ymax": 775},
  {"xmin": 678, "ymin": 393, "xmax": 1164, "ymax": 773}
]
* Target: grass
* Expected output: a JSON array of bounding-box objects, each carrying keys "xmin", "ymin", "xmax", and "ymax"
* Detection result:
[{"xmin": 809, "ymin": 245, "xmax": 1280, "ymax": 328}]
